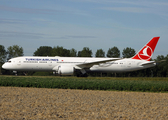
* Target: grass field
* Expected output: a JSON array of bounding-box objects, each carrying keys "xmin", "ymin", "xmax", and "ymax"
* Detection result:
[{"xmin": 1, "ymin": 76, "xmax": 168, "ymax": 92}]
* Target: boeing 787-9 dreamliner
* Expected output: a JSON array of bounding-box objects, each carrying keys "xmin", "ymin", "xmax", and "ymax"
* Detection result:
[{"xmin": 2, "ymin": 37, "xmax": 160, "ymax": 76}]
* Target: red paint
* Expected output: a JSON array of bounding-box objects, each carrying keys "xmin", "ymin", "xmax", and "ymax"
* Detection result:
[{"xmin": 132, "ymin": 37, "xmax": 160, "ymax": 61}]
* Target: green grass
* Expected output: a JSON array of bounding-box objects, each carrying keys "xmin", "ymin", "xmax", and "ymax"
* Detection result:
[{"xmin": 1, "ymin": 76, "xmax": 168, "ymax": 92}]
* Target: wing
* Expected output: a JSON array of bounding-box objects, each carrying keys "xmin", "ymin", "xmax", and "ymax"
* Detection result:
[{"xmin": 76, "ymin": 58, "xmax": 121, "ymax": 69}]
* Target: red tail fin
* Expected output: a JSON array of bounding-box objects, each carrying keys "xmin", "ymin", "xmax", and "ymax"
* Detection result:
[{"xmin": 132, "ymin": 37, "xmax": 160, "ymax": 61}]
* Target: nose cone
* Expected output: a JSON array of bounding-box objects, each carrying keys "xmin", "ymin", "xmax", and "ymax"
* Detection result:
[
  {"xmin": 2, "ymin": 63, "xmax": 7, "ymax": 69},
  {"xmin": 2, "ymin": 63, "xmax": 11, "ymax": 70}
]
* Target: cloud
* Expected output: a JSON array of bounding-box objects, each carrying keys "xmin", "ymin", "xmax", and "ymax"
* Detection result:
[
  {"xmin": 73, "ymin": 0, "xmax": 168, "ymax": 15},
  {"xmin": 0, "ymin": 5, "xmax": 63, "ymax": 15},
  {"xmin": 0, "ymin": 18, "xmax": 30, "ymax": 24},
  {"xmin": 99, "ymin": 3, "xmax": 168, "ymax": 16},
  {"xmin": 0, "ymin": 4, "xmax": 90, "ymax": 17},
  {"xmin": 0, "ymin": 31, "xmax": 44, "ymax": 39},
  {"xmin": 0, "ymin": 30, "xmax": 97, "ymax": 40},
  {"xmin": 54, "ymin": 35, "xmax": 97, "ymax": 40},
  {"xmin": 66, "ymin": 35, "xmax": 96, "ymax": 39},
  {"xmin": 73, "ymin": 0, "xmax": 168, "ymax": 6},
  {"xmin": 101, "ymin": 7, "xmax": 151, "ymax": 13}
]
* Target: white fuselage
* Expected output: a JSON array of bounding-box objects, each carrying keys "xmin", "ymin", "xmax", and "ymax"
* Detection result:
[{"xmin": 2, "ymin": 56, "xmax": 156, "ymax": 74}]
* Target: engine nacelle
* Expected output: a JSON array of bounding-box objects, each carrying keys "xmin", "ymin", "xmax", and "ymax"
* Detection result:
[
  {"xmin": 13, "ymin": 71, "xmax": 17, "ymax": 76},
  {"xmin": 58, "ymin": 65, "xmax": 74, "ymax": 75},
  {"xmin": 13, "ymin": 71, "xmax": 17, "ymax": 74}
]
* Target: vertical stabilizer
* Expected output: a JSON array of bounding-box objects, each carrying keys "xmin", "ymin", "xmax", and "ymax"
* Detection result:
[{"xmin": 132, "ymin": 37, "xmax": 160, "ymax": 61}]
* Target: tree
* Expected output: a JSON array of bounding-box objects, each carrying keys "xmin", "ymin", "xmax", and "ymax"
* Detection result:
[
  {"xmin": 34, "ymin": 46, "xmax": 52, "ymax": 56},
  {"xmin": 52, "ymin": 46, "xmax": 70, "ymax": 57},
  {"xmin": 122, "ymin": 47, "xmax": 135, "ymax": 58},
  {"xmin": 154, "ymin": 55, "xmax": 168, "ymax": 77},
  {"xmin": 155, "ymin": 55, "xmax": 165, "ymax": 61},
  {"xmin": 95, "ymin": 49, "xmax": 105, "ymax": 57},
  {"xmin": 106, "ymin": 46, "xmax": 120, "ymax": 58},
  {"xmin": 78, "ymin": 47, "xmax": 92, "ymax": 57},
  {"xmin": 0, "ymin": 45, "xmax": 7, "ymax": 63},
  {"xmin": 77, "ymin": 51, "xmax": 81, "ymax": 57},
  {"xmin": 7, "ymin": 45, "xmax": 24, "ymax": 59},
  {"xmin": 70, "ymin": 48, "xmax": 77, "ymax": 57},
  {"xmin": 0, "ymin": 45, "xmax": 7, "ymax": 74}
]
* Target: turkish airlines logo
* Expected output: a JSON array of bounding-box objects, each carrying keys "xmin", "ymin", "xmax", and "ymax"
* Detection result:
[{"xmin": 138, "ymin": 46, "xmax": 153, "ymax": 61}]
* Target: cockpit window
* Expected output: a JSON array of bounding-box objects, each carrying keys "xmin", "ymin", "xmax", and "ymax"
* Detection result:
[{"xmin": 8, "ymin": 61, "xmax": 11, "ymax": 63}]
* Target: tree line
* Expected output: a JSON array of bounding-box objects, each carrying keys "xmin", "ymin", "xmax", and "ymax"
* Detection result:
[
  {"xmin": 0, "ymin": 44, "xmax": 168, "ymax": 77},
  {"xmin": 33, "ymin": 46, "xmax": 136, "ymax": 58}
]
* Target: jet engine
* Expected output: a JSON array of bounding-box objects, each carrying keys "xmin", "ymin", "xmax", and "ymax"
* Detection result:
[{"xmin": 57, "ymin": 65, "xmax": 74, "ymax": 75}]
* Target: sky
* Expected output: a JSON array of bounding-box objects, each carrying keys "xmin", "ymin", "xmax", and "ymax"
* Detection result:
[{"xmin": 0, "ymin": 0, "xmax": 168, "ymax": 59}]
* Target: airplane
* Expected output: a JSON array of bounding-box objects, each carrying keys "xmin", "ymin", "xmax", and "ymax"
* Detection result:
[{"xmin": 2, "ymin": 37, "xmax": 160, "ymax": 77}]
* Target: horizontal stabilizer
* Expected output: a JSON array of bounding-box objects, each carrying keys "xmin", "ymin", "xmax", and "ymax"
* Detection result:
[
  {"xmin": 140, "ymin": 61, "xmax": 156, "ymax": 66},
  {"xmin": 141, "ymin": 60, "xmax": 166, "ymax": 66}
]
